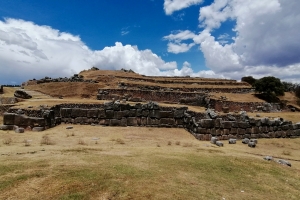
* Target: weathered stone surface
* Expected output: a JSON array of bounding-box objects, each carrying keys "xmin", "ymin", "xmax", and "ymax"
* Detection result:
[
  {"xmin": 98, "ymin": 109, "xmax": 106, "ymax": 118},
  {"xmin": 250, "ymin": 139, "xmax": 258, "ymax": 144},
  {"xmin": 228, "ymin": 138, "xmax": 236, "ymax": 144},
  {"xmin": 3, "ymin": 113, "xmax": 15, "ymax": 125},
  {"xmin": 127, "ymin": 117, "xmax": 138, "ymax": 126},
  {"xmin": 238, "ymin": 122, "xmax": 249, "ymax": 129},
  {"xmin": 200, "ymin": 119, "xmax": 214, "ymax": 128},
  {"xmin": 214, "ymin": 118, "xmax": 222, "ymax": 128},
  {"xmin": 114, "ymin": 111, "xmax": 124, "ymax": 119},
  {"xmin": 264, "ymin": 156, "xmax": 273, "ymax": 161},
  {"xmin": 14, "ymin": 115, "xmax": 30, "ymax": 126},
  {"xmin": 32, "ymin": 127, "xmax": 45, "ymax": 132},
  {"xmin": 211, "ymin": 137, "xmax": 218, "ymax": 144},
  {"xmin": 99, "ymin": 119, "xmax": 110, "ymax": 126},
  {"xmin": 216, "ymin": 141, "xmax": 223, "ymax": 147},
  {"xmin": 120, "ymin": 118, "xmax": 127, "ymax": 126},
  {"xmin": 15, "ymin": 127, "xmax": 25, "ymax": 133},
  {"xmin": 248, "ymin": 141, "xmax": 256, "ymax": 148},
  {"xmin": 174, "ymin": 109, "xmax": 185, "ymax": 118},
  {"xmin": 159, "ymin": 111, "xmax": 173, "ymax": 118},
  {"xmin": 222, "ymin": 121, "xmax": 232, "ymax": 129},
  {"xmin": 237, "ymin": 128, "xmax": 245, "ymax": 135},
  {"xmin": 110, "ymin": 119, "xmax": 120, "ymax": 126},
  {"xmin": 223, "ymin": 129, "xmax": 230, "ymax": 135},
  {"xmin": 87, "ymin": 109, "xmax": 98, "ymax": 118},
  {"xmin": 60, "ymin": 108, "xmax": 72, "ymax": 118},
  {"xmin": 105, "ymin": 110, "xmax": 114, "ymax": 119},
  {"xmin": 0, "ymin": 125, "xmax": 14, "ymax": 130},
  {"xmin": 149, "ymin": 110, "xmax": 161, "ymax": 118},
  {"xmin": 242, "ymin": 138, "xmax": 250, "ymax": 144},
  {"xmin": 278, "ymin": 159, "xmax": 291, "ymax": 167},
  {"xmin": 197, "ymin": 128, "xmax": 207, "ymax": 134},
  {"xmin": 160, "ymin": 118, "xmax": 175, "ymax": 126}
]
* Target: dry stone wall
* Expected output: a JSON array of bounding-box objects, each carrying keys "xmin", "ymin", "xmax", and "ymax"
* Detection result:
[
  {"xmin": 183, "ymin": 111, "xmax": 300, "ymax": 141},
  {"xmin": 210, "ymin": 99, "xmax": 282, "ymax": 112},
  {"xmin": 1, "ymin": 102, "xmax": 299, "ymax": 141}
]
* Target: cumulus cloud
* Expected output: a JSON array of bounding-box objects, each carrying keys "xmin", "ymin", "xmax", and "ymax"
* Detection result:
[
  {"xmin": 164, "ymin": 0, "xmax": 203, "ymax": 15},
  {"xmin": 164, "ymin": 0, "xmax": 300, "ymax": 82},
  {"xmin": 0, "ymin": 18, "xmax": 216, "ymax": 84}
]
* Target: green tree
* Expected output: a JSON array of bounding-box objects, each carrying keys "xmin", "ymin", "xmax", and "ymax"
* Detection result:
[
  {"xmin": 254, "ymin": 76, "xmax": 285, "ymax": 97},
  {"xmin": 241, "ymin": 76, "xmax": 256, "ymax": 86}
]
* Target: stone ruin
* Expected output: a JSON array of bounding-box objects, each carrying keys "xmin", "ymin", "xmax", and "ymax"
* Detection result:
[
  {"xmin": 0, "ymin": 85, "xmax": 3, "ymax": 94},
  {"xmin": 1, "ymin": 101, "xmax": 299, "ymax": 141},
  {"xmin": 14, "ymin": 90, "xmax": 32, "ymax": 99}
]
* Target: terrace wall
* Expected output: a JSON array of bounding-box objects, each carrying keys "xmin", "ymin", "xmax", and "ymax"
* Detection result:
[{"xmin": 1, "ymin": 102, "xmax": 300, "ymax": 140}]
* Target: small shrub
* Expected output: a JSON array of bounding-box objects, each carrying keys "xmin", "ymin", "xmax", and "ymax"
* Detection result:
[
  {"xmin": 167, "ymin": 141, "xmax": 172, "ymax": 146},
  {"xmin": 66, "ymin": 133, "xmax": 70, "ymax": 137},
  {"xmin": 78, "ymin": 139, "xmax": 87, "ymax": 145},
  {"xmin": 116, "ymin": 138, "xmax": 125, "ymax": 145},
  {"xmin": 3, "ymin": 137, "xmax": 12, "ymax": 145},
  {"xmin": 40, "ymin": 135, "xmax": 55, "ymax": 145},
  {"xmin": 175, "ymin": 141, "xmax": 180, "ymax": 146},
  {"xmin": 156, "ymin": 143, "xmax": 161, "ymax": 147},
  {"xmin": 71, "ymin": 133, "xmax": 75, "ymax": 136}
]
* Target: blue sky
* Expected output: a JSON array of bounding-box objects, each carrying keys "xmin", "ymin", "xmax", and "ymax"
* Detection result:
[{"xmin": 0, "ymin": 0, "xmax": 299, "ymax": 84}]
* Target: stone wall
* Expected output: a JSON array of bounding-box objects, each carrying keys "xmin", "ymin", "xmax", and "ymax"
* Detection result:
[
  {"xmin": 183, "ymin": 111, "xmax": 300, "ymax": 141},
  {"xmin": 210, "ymin": 99, "xmax": 282, "ymax": 112},
  {"xmin": 97, "ymin": 89, "xmax": 209, "ymax": 106},
  {"xmin": 0, "ymin": 97, "xmax": 17, "ymax": 105},
  {"xmin": 1, "ymin": 102, "xmax": 299, "ymax": 141},
  {"xmin": 0, "ymin": 85, "xmax": 3, "ymax": 94}
]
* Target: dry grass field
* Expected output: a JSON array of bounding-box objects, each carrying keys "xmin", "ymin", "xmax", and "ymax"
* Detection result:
[{"xmin": 1, "ymin": 125, "xmax": 300, "ymax": 200}]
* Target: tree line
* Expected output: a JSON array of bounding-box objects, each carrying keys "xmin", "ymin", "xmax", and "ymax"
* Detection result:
[{"xmin": 241, "ymin": 76, "xmax": 300, "ymax": 103}]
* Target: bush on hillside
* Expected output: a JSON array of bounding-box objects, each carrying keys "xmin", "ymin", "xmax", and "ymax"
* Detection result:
[{"xmin": 241, "ymin": 76, "xmax": 256, "ymax": 86}]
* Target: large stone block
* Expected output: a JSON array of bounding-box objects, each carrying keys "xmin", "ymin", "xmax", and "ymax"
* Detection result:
[
  {"xmin": 223, "ymin": 129, "xmax": 230, "ymax": 135},
  {"xmin": 120, "ymin": 118, "xmax": 127, "ymax": 126},
  {"xmin": 149, "ymin": 110, "xmax": 161, "ymax": 118},
  {"xmin": 71, "ymin": 108, "xmax": 87, "ymax": 117},
  {"xmin": 127, "ymin": 117, "xmax": 138, "ymax": 126},
  {"xmin": 159, "ymin": 111, "xmax": 173, "ymax": 118},
  {"xmin": 60, "ymin": 108, "xmax": 72, "ymax": 118},
  {"xmin": 31, "ymin": 117, "xmax": 46, "ymax": 127},
  {"xmin": 214, "ymin": 118, "xmax": 222, "ymax": 128},
  {"xmin": 200, "ymin": 119, "xmax": 214, "ymax": 128},
  {"xmin": 87, "ymin": 109, "xmax": 98, "ymax": 118},
  {"xmin": 238, "ymin": 122, "xmax": 249, "ymax": 129},
  {"xmin": 237, "ymin": 128, "xmax": 246, "ymax": 135},
  {"xmin": 197, "ymin": 127, "xmax": 207, "ymax": 134},
  {"xmin": 14, "ymin": 115, "xmax": 30, "ymax": 126},
  {"xmin": 230, "ymin": 128, "xmax": 237, "ymax": 134},
  {"xmin": 128, "ymin": 109, "xmax": 137, "ymax": 117},
  {"xmin": 105, "ymin": 110, "xmax": 114, "ymax": 119},
  {"xmin": 110, "ymin": 119, "xmax": 120, "ymax": 126},
  {"xmin": 3, "ymin": 113, "xmax": 15, "ymax": 125},
  {"xmin": 222, "ymin": 121, "xmax": 232, "ymax": 129},
  {"xmin": 114, "ymin": 111, "xmax": 124, "ymax": 119},
  {"xmin": 176, "ymin": 119, "xmax": 184, "ymax": 125},
  {"xmin": 99, "ymin": 119, "xmax": 110, "ymax": 126},
  {"xmin": 98, "ymin": 109, "xmax": 106, "ymax": 118},
  {"xmin": 160, "ymin": 118, "xmax": 175, "ymax": 126},
  {"xmin": 281, "ymin": 125, "xmax": 289, "ymax": 131},
  {"xmin": 142, "ymin": 110, "xmax": 149, "ymax": 117},
  {"xmin": 174, "ymin": 109, "xmax": 184, "ymax": 118}
]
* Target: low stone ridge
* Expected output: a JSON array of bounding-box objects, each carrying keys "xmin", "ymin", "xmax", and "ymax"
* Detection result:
[
  {"xmin": 1, "ymin": 102, "xmax": 300, "ymax": 141},
  {"xmin": 24, "ymin": 74, "xmax": 98, "ymax": 86},
  {"xmin": 14, "ymin": 90, "xmax": 32, "ymax": 99}
]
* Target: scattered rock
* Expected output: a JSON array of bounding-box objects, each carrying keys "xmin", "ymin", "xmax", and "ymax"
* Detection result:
[
  {"xmin": 32, "ymin": 127, "xmax": 45, "ymax": 132},
  {"xmin": 263, "ymin": 156, "xmax": 273, "ymax": 161},
  {"xmin": 216, "ymin": 141, "xmax": 224, "ymax": 147},
  {"xmin": 248, "ymin": 141, "xmax": 256, "ymax": 148},
  {"xmin": 242, "ymin": 138, "xmax": 250, "ymax": 144},
  {"xmin": 278, "ymin": 159, "xmax": 291, "ymax": 167},
  {"xmin": 211, "ymin": 137, "xmax": 218, "ymax": 144},
  {"xmin": 228, "ymin": 138, "xmax": 236, "ymax": 144},
  {"xmin": 15, "ymin": 127, "xmax": 25, "ymax": 133},
  {"xmin": 66, "ymin": 126, "xmax": 73, "ymax": 129},
  {"xmin": 250, "ymin": 139, "xmax": 258, "ymax": 144}
]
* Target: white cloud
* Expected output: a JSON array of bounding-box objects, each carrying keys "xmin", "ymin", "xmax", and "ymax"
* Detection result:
[
  {"xmin": 164, "ymin": 0, "xmax": 203, "ymax": 15},
  {"xmin": 167, "ymin": 42, "xmax": 195, "ymax": 54},
  {"xmin": 164, "ymin": 0, "xmax": 300, "ymax": 82},
  {"xmin": 0, "ymin": 18, "xmax": 218, "ymax": 84}
]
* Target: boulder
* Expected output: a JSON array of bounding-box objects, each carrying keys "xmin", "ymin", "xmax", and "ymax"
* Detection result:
[
  {"xmin": 242, "ymin": 138, "xmax": 250, "ymax": 144},
  {"xmin": 216, "ymin": 141, "xmax": 224, "ymax": 147},
  {"xmin": 15, "ymin": 127, "xmax": 25, "ymax": 133},
  {"xmin": 278, "ymin": 159, "xmax": 291, "ymax": 167},
  {"xmin": 32, "ymin": 127, "xmax": 45, "ymax": 132},
  {"xmin": 248, "ymin": 141, "xmax": 256, "ymax": 148},
  {"xmin": 228, "ymin": 138, "xmax": 236, "ymax": 144},
  {"xmin": 210, "ymin": 137, "xmax": 218, "ymax": 144},
  {"xmin": 263, "ymin": 156, "xmax": 273, "ymax": 161}
]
